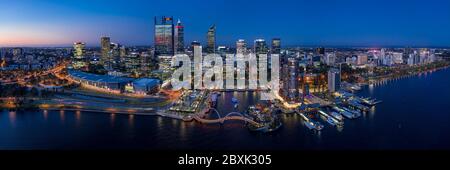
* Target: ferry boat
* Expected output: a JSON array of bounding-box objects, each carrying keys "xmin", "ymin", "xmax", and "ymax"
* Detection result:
[
  {"xmin": 305, "ymin": 121, "xmax": 315, "ymax": 130},
  {"xmin": 343, "ymin": 107, "xmax": 361, "ymax": 118},
  {"xmin": 331, "ymin": 112, "xmax": 344, "ymax": 121},
  {"xmin": 312, "ymin": 121, "xmax": 324, "ymax": 131},
  {"xmin": 360, "ymin": 97, "xmax": 382, "ymax": 106},
  {"xmin": 348, "ymin": 101, "xmax": 369, "ymax": 112},
  {"xmin": 327, "ymin": 117, "xmax": 336, "ymax": 126},
  {"xmin": 332, "ymin": 106, "xmax": 355, "ymax": 119}
]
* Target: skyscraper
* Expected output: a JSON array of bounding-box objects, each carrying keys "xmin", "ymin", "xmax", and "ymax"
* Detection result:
[
  {"xmin": 254, "ymin": 39, "xmax": 268, "ymax": 54},
  {"xmin": 328, "ymin": 68, "xmax": 341, "ymax": 93},
  {"xmin": 175, "ymin": 19, "xmax": 185, "ymax": 54},
  {"xmin": 154, "ymin": 16, "xmax": 175, "ymax": 56},
  {"xmin": 101, "ymin": 37, "xmax": 111, "ymax": 65},
  {"xmin": 206, "ymin": 25, "xmax": 216, "ymax": 54},
  {"xmin": 236, "ymin": 39, "xmax": 247, "ymax": 54},
  {"xmin": 72, "ymin": 42, "xmax": 87, "ymax": 69},
  {"xmin": 282, "ymin": 57, "xmax": 300, "ymax": 102},
  {"xmin": 271, "ymin": 38, "xmax": 281, "ymax": 54}
]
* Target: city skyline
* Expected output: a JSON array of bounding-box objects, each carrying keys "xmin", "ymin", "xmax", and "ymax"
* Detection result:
[{"xmin": 1, "ymin": 0, "xmax": 450, "ymax": 47}]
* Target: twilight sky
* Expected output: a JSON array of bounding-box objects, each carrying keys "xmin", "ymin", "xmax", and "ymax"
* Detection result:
[{"xmin": 1, "ymin": 0, "xmax": 450, "ymax": 47}]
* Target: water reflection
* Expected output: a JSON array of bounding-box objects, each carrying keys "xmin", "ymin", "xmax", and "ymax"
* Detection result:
[
  {"xmin": 336, "ymin": 125, "xmax": 344, "ymax": 132},
  {"xmin": 9, "ymin": 111, "xmax": 16, "ymax": 126},
  {"xmin": 128, "ymin": 114, "xmax": 134, "ymax": 126},
  {"xmin": 75, "ymin": 111, "xmax": 81, "ymax": 127},
  {"xmin": 43, "ymin": 110, "xmax": 48, "ymax": 121},
  {"xmin": 110, "ymin": 113, "xmax": 116, "ymax": 127},
  {"xmin": 179, "ymin": 121, "xmax": 187, "ymax": 142},
  {"xmin": 369, "ymin": 106, "xmax": 376, "ymax": 119},
  {"xmin": 60, "ymin": 110, "xmax": 65, "ymax": 122},
  {"xmin": 157, "ymin": 116, "xmax": 163, "ymax": 130}
]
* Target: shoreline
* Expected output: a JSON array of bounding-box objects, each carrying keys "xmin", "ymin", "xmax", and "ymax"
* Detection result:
[{"xmin": 364, "ymin": 63, "xmax": 450, "ymax": 85}]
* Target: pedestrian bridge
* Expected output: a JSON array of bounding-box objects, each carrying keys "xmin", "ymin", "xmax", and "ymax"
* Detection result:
[{"xmin": 193, "ymin": 108, "xmax": 260, "ymax": 126}]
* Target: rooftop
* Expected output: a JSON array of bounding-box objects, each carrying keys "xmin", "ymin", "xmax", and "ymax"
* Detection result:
[
  {"xmin": 68, "ymin": 69, "xmax": 134, "ymax": 84},
  {"xmin": 133, "ymin": 78, "xmax": 160, "ymax": 87}
]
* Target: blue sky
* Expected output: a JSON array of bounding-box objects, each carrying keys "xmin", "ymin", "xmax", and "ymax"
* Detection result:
[{"xmin": 1, "ymin": 0, "xmax": 450, "ymax": 47}]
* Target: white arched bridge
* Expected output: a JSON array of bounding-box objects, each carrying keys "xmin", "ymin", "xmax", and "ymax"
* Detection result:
[{"xmin": 192, "ymin": 108, "xmax": 260, "ymax": 126}]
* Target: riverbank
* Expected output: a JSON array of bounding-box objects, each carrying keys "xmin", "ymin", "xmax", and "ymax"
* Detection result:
[{"xmin": 365, "ymin": 61, "xmax": 450, "ymax": 85}]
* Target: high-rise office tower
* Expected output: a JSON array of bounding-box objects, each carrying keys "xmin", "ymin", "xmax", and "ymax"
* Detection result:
[
  {"xmin": 175, "ymin": 19, "xmax": 185, "ymax": 54},
  {"xmin": 328, "ymin": 68, "xmax": 341, "ymax": 93},
  {"xmin": 72, "ymin": 42, "xmax": 87, "ymax": 69},
  {"xmin": 124, "ymin": 52, "xmax": 141, "ymax": 76},
  {"xmin": 236, "ymin": 39, "xmax": 247, "ymax": 54},
  {"xmin": 206, "ymin": 25, "xmax": 216, "ymax": 54},
  {"xmin": 271, "ymin": 38, "xmax": 281, "ymax": 54},
  {"xmin": 110, "ymin": 43, "xmax": 122, "ymax": 70},
  {"xmin": 254, "ymin": 39, "xmax": 268, "ymax": 54},
  {"xmin": 154, "ymin": 16, "xmax": 175, "ymax": 56},
  {"xmin": 101, "ymin": 37, "xmax": 111, "ymax": 65},
  {"xmin": 282, "ymin": 57, "xmax": 299, "ymax": 102}
]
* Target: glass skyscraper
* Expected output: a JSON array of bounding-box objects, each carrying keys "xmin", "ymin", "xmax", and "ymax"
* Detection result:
[
  {"xmin": 154, "ymin": 16, "xmax": 175, "ymax": 56},
  {"xmin": 175, "ymin": 19, "xmax": 185, "ymax": 54},
  {"xmin": 271, "ymin": 38, "xmax": 281, "ymax": 54},
  {"xmin": 206, "ymin": 25, "xmax": 216, "ymax": 54},
  {"xmin": 254, "ymin": 39, "xmax": 268, "ymax": 54},
  {"xmin": 101, "ymin": 37, "xmax": 110, "ymax": 65},
  {"xmin": 72, "ymin": 42, "xmax": 87, "ymax": 69}
]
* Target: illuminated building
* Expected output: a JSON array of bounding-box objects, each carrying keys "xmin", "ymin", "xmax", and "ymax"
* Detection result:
[
  {"xmin": 206, "ymin": 25, "xmax": 216, "ymax": 54},
  {"xmin": 236, "ymin": 39, "xmax": 247, "ymax": 54},
  {"xmin": 68, "ymin": 69, "xmax": 160, "ymax": 94},
  {"xmin": 328, "ymin": 68, "xmax": 341, "ymax": 93},
  {"xmin": 254, "ymin": 39, "xmax": 268, "ymax": 54},
  {"xmin": 101, "ymin": 37, "xmax": 111, "ymax": 65},
  {"xmin": 124, "ymin": 52, "xmax": 141, "ymax": 76},
  {"xmin": 72, "ymin": 42, "xmax": 87, "ymax": 69},
  {"xmin": 175, "ymin": 19, "xmax": 185, "ymax": 54},
  {"xmin": 281, "ymin": 57, "xmax": 299, "ymax": 103},
  {"xmin": 271, "ymin": 38, "xmax": 281, "ymax": 54},
  {"xmin": 154, "ymin": 16, "xmax": 175, "ymax": 56}
]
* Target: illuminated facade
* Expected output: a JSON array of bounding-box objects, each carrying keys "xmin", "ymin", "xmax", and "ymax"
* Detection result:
[
  {"xmin": 328, "ymin": 68, "xmax": 341, "ymax": 93},
  {"xmin": 101, "ymin": 37, "xmax": 111, "ymax": 65},
  {"xmin": 271, "ymin": 38, "xmax": 281, "ymax": 54},
  {"xmin": 175, "ymin": 19, "xmax": 185, "ymax": 54},
  {"xmin": 72, "ymin": 42, "xmax": 87, "ymax": 69},
  {"xmin": 254, "ymin": 39, "xmax": 268, "ymax": 54},
  {"xmin": 154, "ymin": 16, "xmax": 175, "ymax": 56},
  {"xmin": 206, "ymin": 25, "xmax": 216, "ymax": 54},
  {"xmin": 236, "ymin": 39, "xmax": 247, "ymax": 54},
  {"xmin": 281, "ymin": 57, "xmax": 300, "ymax": 103}
]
